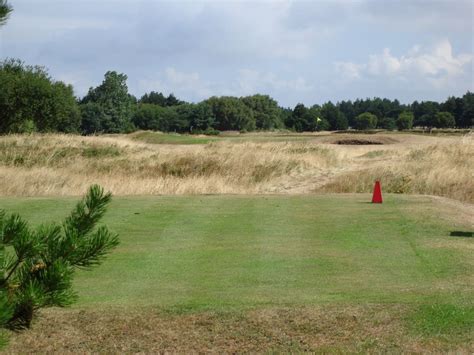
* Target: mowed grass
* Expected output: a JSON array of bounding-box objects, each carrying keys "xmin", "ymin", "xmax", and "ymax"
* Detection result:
[
  {"xmin": 2, "ymin": 194, "xmax": 473, "ymax": 351},
  {"xmin": 1, "ymin": 194, "xmax": 472, "ymax": 311},
  {"xmin": 130, "ymin": 130, "xmax": 323, "ymax": 145}
]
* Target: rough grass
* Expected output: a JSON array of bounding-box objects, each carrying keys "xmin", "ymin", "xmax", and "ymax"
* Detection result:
[
  {"xmin": 0, "ymin": 132, "xmax": 472, "ymax": 202},
  {"xmin": 0, "ymin": 133, "xmax": 339, "ymax": 196},
  {"xmin": 5, "ymin": 304, "xmax": 473, "ymax": 353},
  {"xmin": 321, "ymin": 134, "xmax": 474, "ymax": 202},
  {"xmin": 2, "ymin": 194, "xmax": 473, "ymax": 352}
]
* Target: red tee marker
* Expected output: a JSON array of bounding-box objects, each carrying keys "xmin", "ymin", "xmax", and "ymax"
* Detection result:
[{"xmin": 372, "ymin": 181, "xmax": 383, "ymax": 203}]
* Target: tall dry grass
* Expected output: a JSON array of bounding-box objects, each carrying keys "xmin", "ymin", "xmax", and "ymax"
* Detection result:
[
  {"xmin": 319, "ymin": 133, "xmax": 474, "ymax": 203},
  {"xmin": 0, "ymin": 134, "xmax": 339, "ymax": 196},
  {"xmin": 0, "ymin": 133, "xmax": 472, "ymax": 202}
]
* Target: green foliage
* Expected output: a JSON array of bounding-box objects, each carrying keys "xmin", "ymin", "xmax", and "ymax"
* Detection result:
[
  {"xmin": 377, "ymin": 117, "xmax": 396, "ymax": 130},
  {"xmin": 0, "ymin": 0, "xmax": 12, "ymax": 26},
  {"xmin": 205, "ymin": 96, "xmax": 256, "ymax": 131},
  {"xmin": 0, "ymin": 59, "xmax": 81, "ymax": 134},
  {"xmin": 321, "ymin": 102, "xmax": 348, "ymax": 130},
  {"xmin": 459, "ymin": 92, "xmax": 474, "ymax": 128},
  {"xmin": 133, "ymin": 103, "xmax": 197, "ymax": 132},
  {"xmin": 412, "ymin": 101, "xmax": 439, "ymax": 127},
  {"xmin": 80, "ymin": 71, "xmax": 135, "ymax": 134},
  {"xmin": 0, "ymin": 185, "xmax": 118, "ymax": 338},
  {"xmin": 340, "ymin": 98, "xmax": 404, "ymax": 128},
  {"xmin": 354, "ymin": 112, "xmax": 377, "ymax": 130},
  {"xmin": 188, "ymin": 102, "xmax": 215, "ymax": 132},
  {"xmin": 139, "ymin": 91, "xmax": 167, "ymax": 106},
  {"xmin": 396, "ymin": 111, "xmax": 414, "ymax": 130},
  {"xmin": 139, "ymin": 92, "xmax": 184, "ymax": 107},
  {"xmin": 434, "ymin": 111, "xmax": 455, "ymax": 128},
  {"xmin": 286, "ymin": 104, "xmax": 328, "ymax": 132},
  {"xmin": 241, "ymin": 94, "xmax": 283, "ymax": 130}
]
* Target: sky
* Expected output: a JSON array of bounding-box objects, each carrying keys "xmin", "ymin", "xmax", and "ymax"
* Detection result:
[{"xmin": 0, "ymin": 0, "xmax": 473, "ymax": 107}]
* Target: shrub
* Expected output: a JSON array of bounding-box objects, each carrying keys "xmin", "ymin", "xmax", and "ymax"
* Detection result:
[{"xmin": 0, "ymin": 185, "xmax": 119, "ymax": 343}]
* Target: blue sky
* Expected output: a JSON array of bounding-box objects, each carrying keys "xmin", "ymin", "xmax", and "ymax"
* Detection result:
[{"xmin": 0, "ymin": 0, "xmax": 472, "ymax": 107}]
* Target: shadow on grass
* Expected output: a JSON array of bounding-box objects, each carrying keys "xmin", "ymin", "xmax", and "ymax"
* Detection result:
[{"xmin": 450, "ymin": 231, "xmax": 473, "ymax": 238}]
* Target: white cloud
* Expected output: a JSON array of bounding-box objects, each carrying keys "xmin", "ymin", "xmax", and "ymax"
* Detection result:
[
  {"xmin": 334, "ymin": 62, "xmax": 363, "ymax": 80},
  {"xmin": 335, "ymin": 39, "xmax": 473, "ymax": 88},
  {"xmin": 136, "ymin": 67, "xmax": 213, "ymax": 100},
  {"xmin": 237, "ymin": 69, "xmax": 313, "ymax": 95}
]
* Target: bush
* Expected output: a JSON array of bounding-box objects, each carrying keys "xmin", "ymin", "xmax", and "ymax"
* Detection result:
[
  {"xmin": 0, "ymin": 185, "xmax": 119, "ymax": 343},
  {"xmin": 354, "ymin": 112, "xmax": 377, "ymax": 130}
]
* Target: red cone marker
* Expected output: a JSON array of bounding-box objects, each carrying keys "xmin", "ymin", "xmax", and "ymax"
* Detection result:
[{"xmin": 372, "ymin": 181, "xmax": 383, "ymax": 203}]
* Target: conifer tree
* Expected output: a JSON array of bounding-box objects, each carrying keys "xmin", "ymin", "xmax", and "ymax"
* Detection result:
[{"xmin": 0, "ymin": 185, "xmax": 119, "ymax": 344}]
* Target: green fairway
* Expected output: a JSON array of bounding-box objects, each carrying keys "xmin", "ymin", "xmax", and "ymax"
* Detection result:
[
  {"xmin": 130, "ymin": 131, "xmax": 323, "ymax": 145},
  {"xmin": 1, "ymin": 194, "xmax": 472, "ymax": 313}
]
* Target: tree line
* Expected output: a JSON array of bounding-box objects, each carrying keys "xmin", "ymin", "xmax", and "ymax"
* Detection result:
[{"xmin": 0, "ymin": 59, "xmax": 472, "ymax": 135}]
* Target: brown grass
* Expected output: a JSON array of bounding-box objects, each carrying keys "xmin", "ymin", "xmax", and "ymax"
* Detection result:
[
  {"xmin": 320, "ymin": 133, "xmax": 474, "ymax": 203},
  {"xmin": 5, "ymin": 305, "xmax": 473, "ymax": 353},
  {"xmin": 0, "ymin": 132, "xmax": 472, "ymax": 202}
]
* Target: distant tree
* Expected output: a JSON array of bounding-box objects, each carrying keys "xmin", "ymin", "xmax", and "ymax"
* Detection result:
[
  {"xmin": 412, "ymin": 101, "xmax": 439, "ymax": 127},
  {"xmin": 0, "ymin": 59, "xmax": 80, "ymax": 133},
  {"xmin": 0, "ymin": 185, "xmax": 118, "ymax": 344},
  {"xmin": 433, "ymin": 111, "xmax": 455, "ymax": 128},
  {"xmin": 396, "ymin": 111, "xmax": 414, "ymax": 131},
  {"xmin": 310, "ymin": 105, "xmax": 330, "ymax": 131},
  {"xmin": 0, "ymin": 0, "xmax": 12, "ymax": 26},
  {"xmin": 241, "ymin": 94, "xmax": 283, "ymax": 130},
  {"xmin": 165, "ymin": 93, "xmax": 183, "ymax": 107},
  {"xmin": 321, "ymin": 102, "xmax": 348, "ymax": 130},
  {"xmin": 131, "ymin": 103, "xmax": 162, "ymax": 131},
  {"xmin": 80, "ymin": 71, "xmax": 135, "ymax": 134},
  {"xmin": 441, "ymin": 96, "xmax": 463, "ymax": 127},
  {"xmin": 377, "ymin": 117, "xmax": 396, "ymax": 130},
  {"xmin": 460, "ymin": 92, "xmax": 474, "ymax": 128},
  {"xmin": 186, "ymin": 102, "xmax": 215, "ymax": 132},
  {"xmin": 80, "ymin": 102, "xmax": 105, "ymax": 134},
  {"xmin": 139, "ymin": 91, "xmax": 167, "ymax": 106},
  {"xmin": 337, "ymin": 100, "xmax": 356, "ymax": 127},
  {"xmin": 205, "ymin": 96, "xmax": 256, "ymax": 131},
  {"xmin": 354, "ymin": 112, "xmax": 377, "ymax": 130},
  {"xmin": 288, "ymin": 103, "xmax": 309, "ymax": 132},
  {"xmin": 132, "ymin": 104, "xmax": 183, "ymax": 132}
]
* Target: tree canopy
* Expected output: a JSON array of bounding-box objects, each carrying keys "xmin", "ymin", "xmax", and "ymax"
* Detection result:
[
  {"xmin": 0, "ymin": 0, "xmax": 12, "ymax": 26},
  {"xmin": 0, "ymin": 59, "xmax": 80, "ymax": 134},
  {"xmin": 80, "ymin": 71, "xmax": 135, "ymax": 134},
  {"xmin": 0, "ymin": 59, "xmax": 472, "ymax": 135}
]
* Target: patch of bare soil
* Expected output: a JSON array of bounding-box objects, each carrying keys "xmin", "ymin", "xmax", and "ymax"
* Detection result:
[
  {"xmin": 333, "ymin": 138, "xmax": 385, "ymax": 145},
  {"xmin": 5, "ymin": 305, "xmax": 473, "ymax": 353},
  {"xmin": 316, "ymin": 133, "xmax": 400, "ymax": 145}
]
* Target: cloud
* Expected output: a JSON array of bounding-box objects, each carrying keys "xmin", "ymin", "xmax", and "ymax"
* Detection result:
[
  {"xmin": 335, "ymin": 39, "xmax": 473, "ymax": 89},
  {"xmin": 136, "ymin": 67, "xmax": 213, "ymax": 100},
  {"xmin": 1, "ymin": 0, "xmax": 473, "ymax": 106},
  {"xmin": 361, "ymin": 0, "xmax": 473, "ymax": 33},
  {"xmin": 134, "ymin": 67, "xmax": 313, "ymax": 104},
  {"xmin": 237, "ymin": 69, "xmax": 313, "ymax": 94}
]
